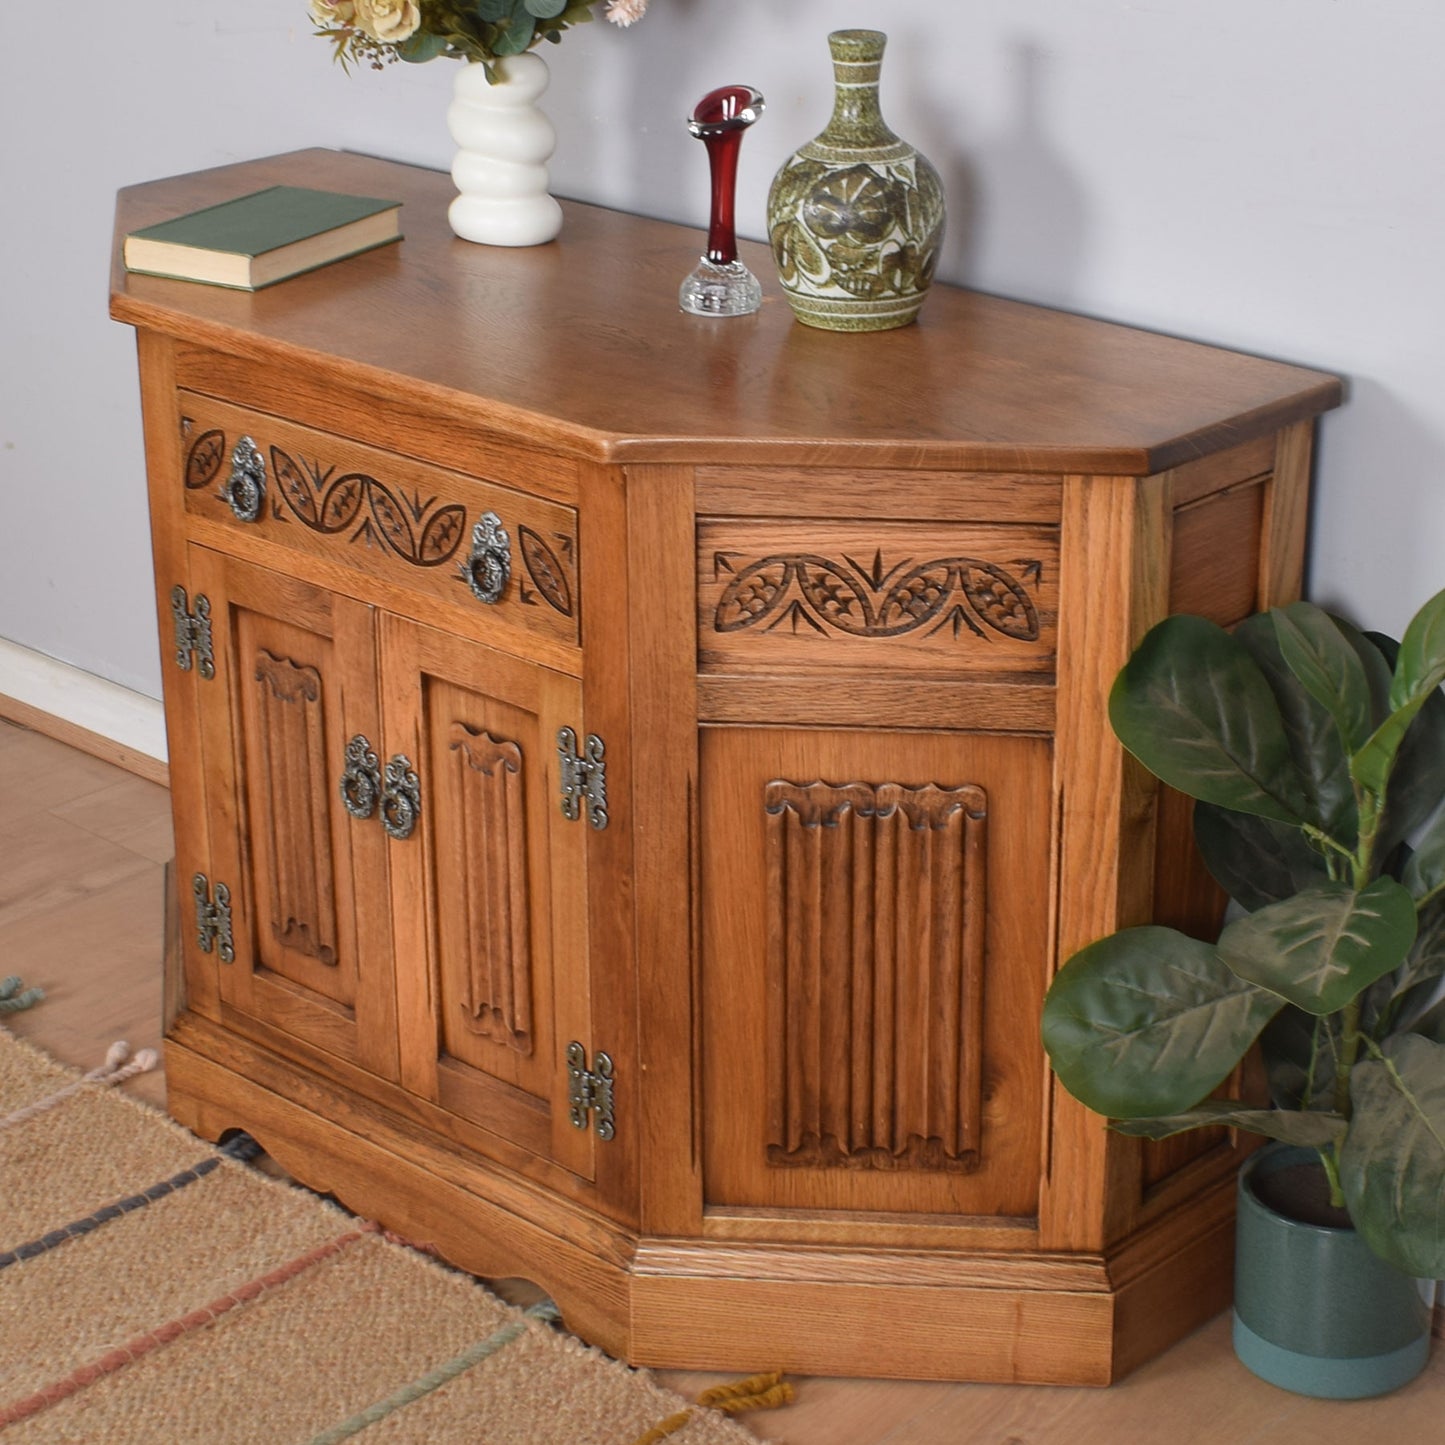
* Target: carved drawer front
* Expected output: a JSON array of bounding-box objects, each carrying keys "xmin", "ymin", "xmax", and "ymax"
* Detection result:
[
  {"xmin": 178, "ymin": 395, "xmax": 579, "ymax": 650},
  {"xmin": 698, "ymin": 518, "xmax": 1058, "ymax": 678},
  {"xmin": 700, "ymin": 725, "xmax": 1051, "ymax": 1221}
]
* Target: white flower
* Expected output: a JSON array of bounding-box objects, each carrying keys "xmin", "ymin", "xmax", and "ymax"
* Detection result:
[
  {"xmin": 352, "ymin": 0, "xmax": 420, "ymax": 43},
  {"xmin": 604, "ymin": 0, "xmax": 648, "ymax": 27},
  {"xmin": 308, "ymin": 0, "xmax": 357, "ymax": 24}
]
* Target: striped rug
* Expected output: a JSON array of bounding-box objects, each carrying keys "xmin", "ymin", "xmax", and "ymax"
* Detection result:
[{"xmin": 0, "ymin": 1005, "xmax": 784, "ymax": 1444}]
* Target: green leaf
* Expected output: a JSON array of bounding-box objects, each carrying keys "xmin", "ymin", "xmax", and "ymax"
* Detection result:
[
  {"xmin": 474, "ymin": 0, "xmax": 514, "ymax": 18},
  {"xmin": 1237, "ymin": 612, "xmax": 1356, "ymax": 838},
  {"xmin": 1271, "ymin": 602, "xmax": 1375, "ymax": 754},
  {"xmin": 1353, "ymin": 591, "xmax": 1445, "ymax": 816},
  {"xmin": 492, "ymin": 9, "xmax": 537, "ymax": 53},
  {"xmin": 524, "ymin": 0, "xmax": 567, "ymax": 16},
  {"xmin": 1110, "ymin": 615, "xmax": 1313, "ymax": 825},
  {"xmin": 1042, "ymin": 925, "xmax": 1284, "ymax": 1119},
  {"xmin": 1388, "ymin": 586, "xmax": 1445, "ymax": 712},
  {"xmin": 1112, "ymin": 1101, "xmax": 1346, "ymax": 1148},
  {"xmin": 1358, "ymin": 632, "xmax": 1439, "ymax": 855},
  {"xmin": 397, "ymin": 30, "xmax": 447, "ymax": 61},
  {"xmin": 1351, "ymin": 690, "xmax": 1439, "ymax": 818},
  {"xmin": 1218, "ymin": 878, "xmax": 1417, "ymax": 1016},
  {"xmin": 1342, "ymin": 1034, "xmax": 1445, "ymax": 1278},
  {"xmin": 1193, "ymin": 802, "xmax": 1330, "ymax": 911},
  {"xmin": 1369, "ymin": 895, "xmax": 1445, "ymax": 1034}
]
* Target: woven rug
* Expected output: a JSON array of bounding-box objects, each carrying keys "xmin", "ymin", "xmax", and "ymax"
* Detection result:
[{"xmin": 0, "ymin": 998, "xmax": 786, "ymax": 1444}]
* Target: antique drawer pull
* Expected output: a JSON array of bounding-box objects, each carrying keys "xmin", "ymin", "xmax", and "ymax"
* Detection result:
[
  {"xmin": 460, "ymin": 510, "xmax": 511, "ymax": 605},
  {"xmin": 380, "ymin": 755, "xmax": 422, "ymax": 840},
  {"xmin": 221, "ymin": 436, "xmax": 266, "ymax": 523},
  {"xmin": 339, "ymin": 734, "xmax": 382, "ymax": 820}
]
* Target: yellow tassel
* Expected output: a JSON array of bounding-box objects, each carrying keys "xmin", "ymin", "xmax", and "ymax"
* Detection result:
[
  {"xmin": 629, "ymin": 1372, "xmax": 794, "ymax": 1445},
  {"xmin": 698, "ymin": 1371, "xmax": 795, "ymax": 1414},
  {"xmin": 631, "ymin": 1408, "xmax": 695, "ymax": 1445}
]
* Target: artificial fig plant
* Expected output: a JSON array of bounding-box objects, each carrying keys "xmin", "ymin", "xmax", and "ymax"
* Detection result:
[{"xmin": 1041, "ymin": 587, "xmax": 1445, "ymax": 1279}]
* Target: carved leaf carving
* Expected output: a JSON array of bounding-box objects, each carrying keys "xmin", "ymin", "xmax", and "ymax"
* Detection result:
[
  {"xmin": 519, "ymin": 526, "xmax": 574, "ymax": 616},
  {"xmin": 184, "ymin": 430, "xmax": 227, "ymax": 490}
]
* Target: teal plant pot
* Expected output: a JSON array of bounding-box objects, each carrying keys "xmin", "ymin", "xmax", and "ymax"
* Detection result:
[{"xmin": 1233, "ymin": 1144, "xmax": 1433, "ymax": 1398}]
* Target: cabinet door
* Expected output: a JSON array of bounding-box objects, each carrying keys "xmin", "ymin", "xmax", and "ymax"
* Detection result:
[
  {"xmin": 381, "ymin": 616, "xmax": 600, "ymax": 1185},
  {"xmin": 186, "ymin": 546, "xmax": 398, "ymax": 1079},
  {"xmin": 700, "ymin": 726, "xmax": 1052, "ymax": 1221}
]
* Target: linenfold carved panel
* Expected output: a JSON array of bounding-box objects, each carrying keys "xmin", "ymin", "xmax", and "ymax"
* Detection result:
[
  {"xmin": 249, "ymin": 650, "xmax": 338, "ymax": 969},
  {"xmin": 448, "ymin": 722, "xmax": 534, "ymax": 1054},
  {"xmin": 764, "ymin": 779, "xmax": 988, "ymax": 1173}
]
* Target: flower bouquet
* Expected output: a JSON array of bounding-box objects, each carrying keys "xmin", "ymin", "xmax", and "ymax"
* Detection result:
[{"xmin": 310, "ymin": 0, "xmax": 647, "ymax": 76}]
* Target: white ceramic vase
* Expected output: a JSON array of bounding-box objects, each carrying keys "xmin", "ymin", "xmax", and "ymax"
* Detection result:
[{"xmin": 447, "ymin": 53, "xmax": 563, "ymax": 247}]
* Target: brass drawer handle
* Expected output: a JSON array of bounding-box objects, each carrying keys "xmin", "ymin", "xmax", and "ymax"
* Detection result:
[
  {"xmin": 380, "ymin": 755, "xmax": 421, "ymax": 841},
  {"xmin": 339, "ymin": 735, "xmax": 381, "ymax": 820},
  {"xmin": 222, "ymin": 436, "xmax": 266, "ymax": 523},
  {"xmin": 460, "ymin": 510, "xmax": 511, "ymax": 605}
]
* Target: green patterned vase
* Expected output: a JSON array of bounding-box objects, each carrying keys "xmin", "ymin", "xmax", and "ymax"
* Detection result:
[{"xmin": 766, "ymin": 29, "xmax": 945, "ymax": 332}]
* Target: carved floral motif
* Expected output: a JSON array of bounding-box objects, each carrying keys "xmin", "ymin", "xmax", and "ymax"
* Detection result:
[{"xmin": 714, "ymin": 549, "xmax": 1041, "ymax": 643}]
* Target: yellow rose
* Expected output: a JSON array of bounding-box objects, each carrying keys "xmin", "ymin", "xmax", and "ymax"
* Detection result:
[
  {"xmin": 353, "ymin": 0, "xmax": 420, "ymax": 43},
  {"xmin": 308, "ymin": 0, "xmax": 357, "ymax": 25}
]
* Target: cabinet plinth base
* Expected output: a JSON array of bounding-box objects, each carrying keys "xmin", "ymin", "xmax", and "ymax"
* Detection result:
[{"xmin": 163, "ymin": 1021, "xmax": 1235, "ymax": 1387}]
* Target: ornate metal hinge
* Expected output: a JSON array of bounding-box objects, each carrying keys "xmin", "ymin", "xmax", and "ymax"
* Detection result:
[
  {"xmin": 192, "ymin": 872, "xmax": 235, "ymax": 964},
  {"xmin": 557, "ymin": 728, "xmax": 608, "ymax": 830},
  {"xmin": 170, "ymin": 587, "xmax": 215, "ymax": 680},
  {"xmin": 566, "ymin": 1042, "xmax": 615, "ymax": 1141}
]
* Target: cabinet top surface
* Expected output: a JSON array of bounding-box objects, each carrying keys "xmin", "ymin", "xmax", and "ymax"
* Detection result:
[{"xmin": 111, "ymin": 149, "xmax": 1341, "ymax": 472}]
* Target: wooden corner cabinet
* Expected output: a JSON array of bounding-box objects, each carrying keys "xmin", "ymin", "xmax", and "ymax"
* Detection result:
[{"xmin": 112, "ymin": 150, "xmax": 1342, "ymax": 1386}]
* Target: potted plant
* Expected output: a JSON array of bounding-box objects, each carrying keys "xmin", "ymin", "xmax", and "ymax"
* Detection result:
[{"xmin": 1041, "ymin": 588, "xmax": 1445, "ymax": 1398}]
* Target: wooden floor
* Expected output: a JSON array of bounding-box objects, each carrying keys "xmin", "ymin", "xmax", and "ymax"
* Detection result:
[{"xmin": 3, "ymin": 713, "xmax": 1441, "ymax": 1443}]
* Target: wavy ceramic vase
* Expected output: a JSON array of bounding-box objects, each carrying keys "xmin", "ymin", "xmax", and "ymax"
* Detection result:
[
  {"xmin": 447, "ymin": 53, "xmax": 563, "ymax": 247},
  {"xmin": 766, "ymin": 29, "xmax": 945, "ymax": 331}
]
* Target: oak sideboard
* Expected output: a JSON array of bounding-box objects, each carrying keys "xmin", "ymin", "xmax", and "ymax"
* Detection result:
[{"xmin": 111, "ymin": 149, "xmax": 1342, "ymax": 1385}]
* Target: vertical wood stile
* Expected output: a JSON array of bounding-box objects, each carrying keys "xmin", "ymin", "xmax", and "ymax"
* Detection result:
[
  {"xmin": 137, "ymin": 333, "xmax": 220, "ymax": 1020},
  {"xmin": 1260, "ymin": 421, "xmax": 1315, "ymax": 609},
  {"xmin": 1040, "ymin": 474, "xmax": 1170, "ymax": 1253}
]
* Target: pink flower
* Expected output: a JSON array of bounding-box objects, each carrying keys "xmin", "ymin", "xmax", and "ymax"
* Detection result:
[{"xmin": 604, "ymin": 0, "xmax": 648, "ymax": 27}]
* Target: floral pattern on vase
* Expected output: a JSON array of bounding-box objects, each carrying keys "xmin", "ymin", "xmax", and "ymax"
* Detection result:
[{"xmin": 767, "ymin": 30, "xmax": 945, "ymax": 332}]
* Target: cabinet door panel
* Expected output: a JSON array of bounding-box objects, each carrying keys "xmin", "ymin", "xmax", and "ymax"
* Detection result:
[
  {"xmin": 382, "ymin": 616, "xmax": 597, "ymax": 1183},
  {"xmin": 187, "ymin": 547, "xmax": 398, "ymax": 1078},
  {"xmin": 701, "ymin": 726, "xmax": 1051, "ymax": 1221}
]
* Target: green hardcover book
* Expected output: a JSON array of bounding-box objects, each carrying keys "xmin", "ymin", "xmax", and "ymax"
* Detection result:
[{"xmin": 123, "ymin": 185, "xmax": 403, "ymax": 290}]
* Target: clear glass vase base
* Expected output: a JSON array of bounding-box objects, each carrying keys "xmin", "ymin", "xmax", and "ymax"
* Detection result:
[{"xmin": 679, "ymin": 259, "xmax": 762, "ymax": 317}]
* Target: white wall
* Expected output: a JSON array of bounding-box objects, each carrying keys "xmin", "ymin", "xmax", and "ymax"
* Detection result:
[{"xmin": 3, "ymin": 0, "xmax": 1443, "ymax": 710}]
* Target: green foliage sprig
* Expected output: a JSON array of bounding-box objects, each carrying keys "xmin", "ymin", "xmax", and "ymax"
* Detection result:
[{"xmin": 1041, "ymin": 589, "xmax": 1445, "ymax": 1278}]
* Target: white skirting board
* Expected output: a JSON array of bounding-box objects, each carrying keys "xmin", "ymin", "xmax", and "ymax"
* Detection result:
[{"xmin": 0, "ymin": 638, "xmax": 167, "ymax": 766}]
